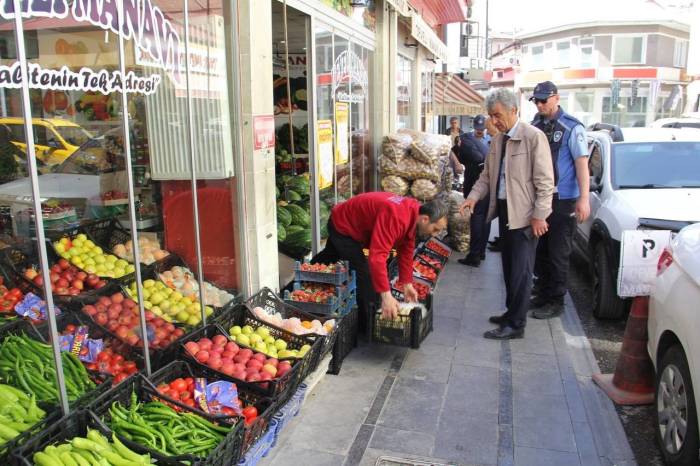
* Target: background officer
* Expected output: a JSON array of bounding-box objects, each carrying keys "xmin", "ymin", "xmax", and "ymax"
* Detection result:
[{"xmin": 529, "ymin": 81, "xmax": 591, "ymax": 319}]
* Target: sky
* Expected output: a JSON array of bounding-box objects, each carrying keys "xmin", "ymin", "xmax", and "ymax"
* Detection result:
[{"xmin": 471, "ymin": 0, "xmax": 695, "ymax": 36}]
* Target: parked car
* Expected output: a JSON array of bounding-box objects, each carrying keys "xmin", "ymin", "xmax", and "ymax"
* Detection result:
[
  {"xmin": 650, "ymin": 116, "xmax": 700, "ymax": 129},
  {"xmin": 0, "ymin": 117, "xmax": 93, "ymax": 165},
  {"xmin": 575, "ymin": 124, "xmax": 700, "ymax": 319},
  {"xmin": 648, "ymin": 222, "xmax": 700, "ymax": 466}
]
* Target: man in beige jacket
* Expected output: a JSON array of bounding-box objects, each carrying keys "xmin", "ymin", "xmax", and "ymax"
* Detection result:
[{"xmin": 461, "ymin": 88, "xmax": 555, "ymax": 339}]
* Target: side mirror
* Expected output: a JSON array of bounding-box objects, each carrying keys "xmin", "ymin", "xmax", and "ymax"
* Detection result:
[{"xmin": 589, "ymin": 176, "xmax": 602, "ymax": 193}]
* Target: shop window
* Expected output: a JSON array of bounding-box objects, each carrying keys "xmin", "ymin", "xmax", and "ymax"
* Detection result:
[
  {"xmin": 579, "ymin": 38, "xmax": 594, "ymax": 68},
  {"xmin": 396, "ymin": 54, "xmax": 413, "ymax": 129},
  {"xmin": 612, "ymin": 36, "xmax": 645, "ymax": 65},
  {"xmin": 602, "ymin": 96, "xmax": 648, "ymax": 127},
  {"xmin": 556, "ymin": 41, "xmax": 570, "ymax": 68},
  {"xmin": 530, "ymin": 45, "xmax": 544, "ymax": 70},
  {"xmin": 674, "ymin": 40, "xmax": 688, "ymax": 68}
]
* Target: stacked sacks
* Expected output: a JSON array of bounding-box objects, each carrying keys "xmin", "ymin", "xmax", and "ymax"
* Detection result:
[
  {"xmin": 379, "ymin": 130, "xmax": 452, "ymax": 200},
  {"xmin": 446, "ymin": 191, "xmax": 470, "ymax": 253}
]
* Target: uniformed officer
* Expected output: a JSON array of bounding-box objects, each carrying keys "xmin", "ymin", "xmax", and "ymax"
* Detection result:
[{"xmin": 529, "ymin": 81, "xmax": 591, "ymax": 319}]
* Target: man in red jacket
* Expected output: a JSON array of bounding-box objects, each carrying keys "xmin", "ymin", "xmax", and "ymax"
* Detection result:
[{"xmin": 314, "ymin": 192, "xmax": 449, "ymax": 333}]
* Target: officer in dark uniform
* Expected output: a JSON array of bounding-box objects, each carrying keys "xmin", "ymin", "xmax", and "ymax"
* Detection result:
[
  {"xmin": 529, "ymin": 81, "xmax": 591, "ymax": 318},
  {"xmin": 453, "ymin": 114, "xmax": 491, "ymax": 267}
]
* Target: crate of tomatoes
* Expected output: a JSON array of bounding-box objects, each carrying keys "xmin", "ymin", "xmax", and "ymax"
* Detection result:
[
  {"xmin": 293, "ymin": 260, "xmax": 349, "ymax": 286},
  {"xmin": 144, "ymin": 360, "xmax": 278, "ymax": 459},
  {"xmin": 424, "ymin": 237, "xmax": 452, "ymax": 259}
]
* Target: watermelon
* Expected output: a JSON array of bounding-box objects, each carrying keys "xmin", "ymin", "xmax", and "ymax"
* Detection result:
[
  {"xmin": 285, "ymin": 229, "xmax": 312, "ymax": 250},
  {"xmin": 285, "ymin": 204, "xmax": 311, "ymax": 228},
  {"xmin": 277, "ymin": 224, "xmax": 286, "ymax": 242},
  {"xmin": 285, "ymin": 225, "xmax": 305, "ymax": 235},
  {"xmin": 286, "ymin": 175, "xmax": 310, "ymax": 195},
  {"xmin": 277, "ymin": 206, "xmax": 292, "ymax": 227},
  {"xmin": 285, "ymin": 190, "xmax": 302, "ymax": 202}
]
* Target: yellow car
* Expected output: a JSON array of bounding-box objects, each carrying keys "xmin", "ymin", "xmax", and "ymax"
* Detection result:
[{"xmin": 0, "ymin": 118, "xmax": 93, "ymax": 165}]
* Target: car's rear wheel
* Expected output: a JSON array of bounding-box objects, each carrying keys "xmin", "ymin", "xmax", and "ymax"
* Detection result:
[
  {"xmin": 592, "ymin": 241, "xmax": 626, "ymax": 320},
  {"xmin": 656, "ymin": 345, "xmax": 699, "ymax": 466}
]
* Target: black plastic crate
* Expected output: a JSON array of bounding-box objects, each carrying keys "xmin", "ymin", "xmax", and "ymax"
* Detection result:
[
  {"xmin": 143, "ymin": 360, "xmax": 277, "ymax": 457},
  {"xmin": 0, "ymin": 320, "xmax": 113, "ymax": 411},
  {"xmin": 241, "ymin": 288, "xmax": 340, "ymax": 363},
  {"xmin": 328, "ymin": 304, "xmax": 358, "ymax": 375},
  {"xmin": 1, "ymin": 407, "xmax": 60, "ymax": 466},
  {"xmin": 424, "ymin": 236, "xmax": 453, "ymax": 258},
  {"xmin": 179, "ymin": 324, "xmax": 302, "ymax": 402},
  {"xmin": 11, "ymin": 409, "xmax": 144, "ymax": 466},
  {"xmin": 86, "ymin": 374, "xmax": 245, "ymax": 465},
  {"xmin": 390, "ymin": 276, "xmax": 433, "ymax": 308},
  {"xmin": 370, "ymin": 303, "xmax": 433, "ymax": 350},
  {"xmin": 293, "ymin": 260, "xmax": 350, "ymax": 285}
]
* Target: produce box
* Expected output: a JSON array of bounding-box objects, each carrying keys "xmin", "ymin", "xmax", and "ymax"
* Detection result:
[
  {"xmin": 271, "ymin": 383, "xmax": 307, "ymax": 447},
  {"xmin": 144, "ymin": 360, "xmax": 277, "ymax": 458},
  {"xmin": 424, "ymin": 236, "xmax": 452, "ymax": 258},
  {"xmin": 237, "ymin": 418, "xmax": 277, "ymax": 466},
  {"xmin": 293, "ymin": 260, "xmax": 349, "ymax": 285},
  {"xmin": 12, "ymin": 409, "xmax": 153, "ymax": 466},
  {"xmin": 240, "ymin": 288, "xmax": 340, "ymax": 364},
  {"xmin": 87, "ymin": 374, "xmax": 245, "ymax": 465},
  {"xmin": 284, "ymin": 272, "xmax": 357, "ymax": 318},
  {"xmin": 370, "ymin": 303, "xmax": 433, "ymax": 350},
  {"xmin": 328, "ymin": 304, "xmax": 359, "ymax": 375},
  {"xmin": 412, "ymin": 256, "xmax": 439, "ymax": 284},
  {"xmin": 414, "ymin": 248, "xmax": 447, "ymax": 272},
  {"xmin": 180, "ymin": 324, "xmax": 303, "ymax": 402},
  {"xmin": 82, "ymin": 217, "xmax": 171, "ymax": 267},
  {"xmin": 0, "ymin": 319, "xmax": 112, "ymax": 410},
  {"xmin": 49, "ymin": 230, "xmax": 136, "ymax": 280},
  {"xmin": 390, "ymin": 276, "xmax": 433, "ymax": 307}
]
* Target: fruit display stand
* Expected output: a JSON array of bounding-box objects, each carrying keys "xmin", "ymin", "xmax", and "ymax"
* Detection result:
[
  {"xmin": 144, "ymin": 360, "xmax": 278, "ymax": 459},
  {"xmin": 179, "ymin": 324, "xmax": 303, "ymax": 402},
  {"xmin": 85, "ymin": 374, "xmax": 246, "ymax": 465}
]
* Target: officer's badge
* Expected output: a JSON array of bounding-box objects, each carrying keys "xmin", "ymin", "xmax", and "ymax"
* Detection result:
[{"xmin": 553, "ymin": 131, "xmax": 563, "ymax": 142}]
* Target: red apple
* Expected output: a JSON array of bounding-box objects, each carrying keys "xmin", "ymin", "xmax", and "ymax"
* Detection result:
[
  {"xmin": 265, "ymin": 358, "xmax": 279, "ymax": 368},
  {"xmin": 185, "ymin": 341, "xmax": 200, "ymax": 355},
  {"xmin": 198, "ymin": 338, "xmax": 213, "ymax": 351},
  {"xmin": 239, "ymin": 349, "xmax": 253, "ymax": 360},
  {"xmin": 58, "ymin": 258, "xmax": 70, "ymax": 270},
  {"xmin": 195, "ymin": 351, "xmax": 209, "ymax": 363},
  {"xmin": 233, "ymin": 353, "xmax": 249, "ymax": 364},
  {"xmin": 252, "ymin": 353, "xmax": 266, "ymax": 363},
  {"xmin": 95, "ymin": 312, "xmax": 108, "ymax": 326},
  {"xmin": 71, "ymin": 279, "xmax": 84, "ymax": 291},
  {"xmin": 76, "ymin": 271, "xmax": 87, "ymax": 281},
  {"xmin": 98, "ymin": 296, "xmax": 111, "ymax": 307},
  {"xmin": 222, "ymin": 351, "xmax": 236, "ymax": 360},
  {"xmin": 259, "ymin": 371, "xmax": 273, "ymax": 382},
  {"xmin": 212, "ymin": 335, "xmax": 228, "ymax": 347},
  {"xmin": 68, "ymin": 287, "xmax": 80, "ymax": 296},
  {"xmin": 56, "ymin": 278, "xmax": 69, "ymax": 288},
  {"xmin": 221, "ymin": 362, "xmax": 235, "ymax": 375},
  {"xmin": 208, "ymin": 356, "xmax": 222, "ymax": 370},
  {"xmin": 83, "ymin": 304, "xmax": 97, "ymax": 316},
  {"xmin": 49, "ymin": 272, "xmax": 60, "ymax": 283},
  {"xmin": 224, "ymin": 342, "xmax": 240, "ymax": 354},
  {"xmin": 33, "ymin": 276, "xmax": 44, "ymax": 286},
  {"xmin": 246, "ymin": 359, "xmax": 263, "ymax": 371},
  {"xmin": 50, "ymin": 264, "xmax": 61, "ymax": 273},
  {"xmin": 232, "ymin": 369, "xmax": 246, "ymax": 380},
  {"xmin": 246, "ymin": 372, "xmax": 261, "ymax": 382},
  {"xmin": 86, "ymin": 275, "xmax": 99, "ymax": 287},
  {"xmin": 96, "ymin": 280, "xmax": 107, "ymax": 288},
  {"xmin": 111, "ymin": 293, "xmax": 124, "ymax": 304}
]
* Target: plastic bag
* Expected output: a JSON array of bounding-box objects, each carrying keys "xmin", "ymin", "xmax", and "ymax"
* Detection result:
[
  {"xmin": 410, "ymin": 134, "xmax": 452, "ymax": 164},
  {"xmin": 410, "ymin": 179, "xmax": 438, "ymax": 201},
  {"xmin": 381, "ymin": 133, "xmax": 413, "ymax": 163},
  {"xmin": 381, "ymin": 175, "xmax": 410, "ymax": 195}
]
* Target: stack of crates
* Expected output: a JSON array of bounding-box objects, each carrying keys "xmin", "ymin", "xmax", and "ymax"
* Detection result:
[{"xmin": 283, "ymin": 260, "xmax": 357, "ymax": 317}]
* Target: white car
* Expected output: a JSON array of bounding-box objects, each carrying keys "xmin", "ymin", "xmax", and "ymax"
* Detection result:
[
  {"xmin": 648, "ymin": 222, "xmax": 700, "ymax": 466},
  {"xmin": 650, "ymin": 116, "xmax": 700, "ymax": 129},
  {"xmin": 575, "ymin": 125, "xmax": 700, "ymax": 319}
]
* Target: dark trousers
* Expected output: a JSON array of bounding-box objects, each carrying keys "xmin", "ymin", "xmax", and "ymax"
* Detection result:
[
  {"xmin": 533, "ymin": 197, "xmax": 576, "ymax": 303},
  {"xmin": 466, "ymin": 196, "xmax": 490, "ymax": 260},
  {"xmin": 312, "ymin": 219, "xmax": 377, "ymax": 333},
  {"xmin": 498, "ymin": 200, "xmax": 538, "ymax": 329}
]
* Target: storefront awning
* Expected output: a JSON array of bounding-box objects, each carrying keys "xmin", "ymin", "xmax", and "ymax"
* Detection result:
[
  {"xmin": 433, "ymin": 73, "xmax": 484, "ymax": 116},
  {"xmin": 409, "ymin": 0, "xmax": 470, "ymax": 28}
]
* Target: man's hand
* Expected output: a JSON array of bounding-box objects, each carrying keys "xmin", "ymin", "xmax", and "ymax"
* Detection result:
[
  {"xmin": 460, "ymin": 199, "xmax": 476, "ymax": 217},
  {"xmin": 380, "ymin": 292, "xmax": 400, "ymax": 320},
  {"xmin": 531, "ymin": 218, "xmax": 548, "ymax": 237},
  {"xmin": 575, "ymin": 196, "xmax": 590, "ymax": 223},
  {"xmin": 403, "ymin": 284, "xmax": 418, "ymax": 303}
]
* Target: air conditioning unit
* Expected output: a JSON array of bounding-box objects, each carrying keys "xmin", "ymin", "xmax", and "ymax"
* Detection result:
[{"xmin": 461, "ymin": 23, "xmax": 474, "ymax": 37}]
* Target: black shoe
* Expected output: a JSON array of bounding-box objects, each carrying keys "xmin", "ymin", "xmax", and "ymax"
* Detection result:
[
  {"xmin": 488, "ymin": 314, "xmax": 507, "ymax": 325},
  {"xmin": 488, "ymin": 237, "xmax": 500, "ymax": 246},
  {"xmin": 532, "ymin": 302, "xmax": 564, "ymax": 320},
  {"xmin": 484, "ymin": 325, "xmax": 524, "ymax": 340},
  {"xmin": 480, "ymin": 253, "xmax": 486, "ymax": 260},
  {"xmin": 458, "ymin": 257, "xmax": 481, "ymax": 267},
  {"xmin": 529, "ymin": 295, "xmax": 549, "ymax": 309},
  {"xmin": 487, "ymin": 243, "xmax": 502, "ymax": 252}
]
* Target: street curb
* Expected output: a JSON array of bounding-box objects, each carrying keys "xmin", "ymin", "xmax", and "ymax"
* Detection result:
[{"xmin": 554, "ymin": 293, "xmax": 638, "ymax": 466}]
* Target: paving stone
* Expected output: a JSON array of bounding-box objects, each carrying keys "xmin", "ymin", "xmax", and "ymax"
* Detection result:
[
  {"xmin": 513, "ymin": 400, "xmax": 577, "ymax": 453},
  {"xmin": 268, "ymin": 446, "xmax": 346, "ymax": 466},
  {"xmin": 572, "ymin": 421, "xmax": 602, "ymax": 466},
  {"xmin": 433, "ymin": 409, "xmax": 499, "ymax": 465},
  {"xmin": 401, "ymin": 344, "xmax": 455, "ymax": 383},
  {"xmin": 443, "ymin": 364, "xmax": 499, "ymax": 415},
  {"xmin": 377, "ymin": 378, "xmax": 447, "ymax": 434},
  {"xmin": 453, "ymin": 336, "xmax": 501, "ymax": 368},
  {"xmin": 514, "ymin": 447, "xmax": 581, "ymax": 466},
  {"xmin": 513, "ymin": 391, "xmax": 570, "ymax": 423},
  {"xmin": 511, "ymin": 353, "xmax": 564, "ymax": 397},
  {"xmin": 368, "ymin": 426, "xmax": 435, "ymax": 457},
  {"xmin": 422, "ymin": 317, "xmax": 460, "ymax": 348},
  {"xmin": 357, "ymin": 448, "xmax": 457, "ymax": 466},
  {"xmin": 279, "ymin": 411, "xmax": 365, "ymax": 456}
]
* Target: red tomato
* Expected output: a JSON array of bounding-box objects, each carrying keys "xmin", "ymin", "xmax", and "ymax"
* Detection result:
[
  {"xmin": 183, "ymin": 398, "xmax": 195, "ymax": 408},
  {"xmin": 65, "ymin": 324, "xmax": 77, "ymax": 333},
  {"xmin": 113, "ymin": 373, "xmax": 128, "ymax": 384},
  {"xmin": 123, "ymin": 361, "xmax": 137, "ymax": 373},
  {"xmin": 242, "ymin": 406, "xmax": 258, "ymax": 419},
  {"xmin": 96, "ymin": 352, "xmax": 111, "ymax": 363},
  {"xmin": 111, "ymin": 354, "xmax": 124, "ymax": 365},
  {"xmin": 170, "ymin": 378, "xmax": 187, "ymax": 393},
  {"xmin": 179, "ymin": 390, "xmax": 191, "ymax": 401},
  {"xmin": 8, "ymin": 288, "xmax": 22, "ymax": 299},
  {"xmin": 110, "ymin": 362, "xmax": 123, "ymax": 375}
]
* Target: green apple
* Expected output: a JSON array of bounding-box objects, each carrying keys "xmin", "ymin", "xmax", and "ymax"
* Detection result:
[
  {"xmin": 265, "ymin": 336, "xmax": 275, "ymax": 345},
  {"xmin": 242, "ymin": 325, "xmax": 254, "ymax": 335},
  {"xmin": 256, "ymin": 327, "xmax": 270, "ymax": 339},
  {"xmin": 236, "ymin": 334, "xmax": 250, "ymax": 347},
  {"xmin": 248, "ymin": 334, "xmax": 261, "ymax": 345},
  {"xmin": 230, "ymin": 325, "xmax": 242, "ymax": 336},
  {"xmin": 274, "ymin": 339, "xmax": 287, "ymax": 351}
]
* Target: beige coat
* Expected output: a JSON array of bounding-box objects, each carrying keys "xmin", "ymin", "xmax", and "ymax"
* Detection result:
[{"xmin": 467, "ymin": 121, "xmax": 555, "ymax": 229}]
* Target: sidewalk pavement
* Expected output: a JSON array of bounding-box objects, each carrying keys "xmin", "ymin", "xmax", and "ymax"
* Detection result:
[{"xmin": 259, "ymin": 246, "xmax": 637, "ymax": 466}]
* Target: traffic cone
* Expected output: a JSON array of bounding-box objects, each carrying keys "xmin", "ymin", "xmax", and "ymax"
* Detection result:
[{"xmin": 592, "ymin": 296, "xmax": 654, "ymax": 405}]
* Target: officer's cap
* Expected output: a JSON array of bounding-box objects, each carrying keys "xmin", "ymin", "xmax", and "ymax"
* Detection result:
[
  {"xmin": 530, "ymin": 81, "xmax": 558, "ymax": 101},
  {"xmin": 472, "ymin": 114, "xmax": 486, "ymax": 130}
]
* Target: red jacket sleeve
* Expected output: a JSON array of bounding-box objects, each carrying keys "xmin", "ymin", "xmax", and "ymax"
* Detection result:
[
  {"xmin": 368, "ymin": 209, "xmax": 405, "ymax": 293},
  {"xmin": 395, "ymin": 236, "xmax": 415, "ymax": 287}
]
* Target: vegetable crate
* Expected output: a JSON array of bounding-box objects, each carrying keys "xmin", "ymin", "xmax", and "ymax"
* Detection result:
[
  {"xmin": 328, "ymin": 304, "xmax": 359, "ymax": 375},
  {"xmin": 11, "ymin": 409, "xmax": 152, "ymax": 466},
  {"xmin": 87, "ymin": 373, "xmax": 245, "ymax": 465},
  {"xmin": 390, "ymin": 276, "xmax": 434, "ymax": 308},
  {"xmin": 369, "ymin": 303, "xmax": 434, "ymax": 350},
  {"xmin": 270, "ymin": 383, "xmax": 307, "ymax": 447},
  {"xmin": 144, "ymin": 360, "xmax": 278, "ymax": 458},
  {"xmin": 210, "ymin": 307, "xmax": 322, "ymax": 385},
  {"xmin": 179, "ymin": 324, "xmax": 303, "ymax": 402},
  {"xmin": 237, "ymin": 418, "xmax": 278, "ymax": 466},
  {"xmin": 423, "ymin": 237, "xmax": 453, "ymax": 259},
  {"xmin": 241, "ymin": 287, "xmax": 340, "ymax": 364},
  {"xmin": 283, "ymin": 271, "xmax": 356, "ymax": 317},
  {"xmin": 0, "ymin": 319, "xmax": 113, "ymax": 411},
  {"xmin": 293, "ymin": 260, "xmax": 350, "ymax": 285},
  {"xmin": 414, "ymin": 248, "xmax": 448, "ymax": 273}
]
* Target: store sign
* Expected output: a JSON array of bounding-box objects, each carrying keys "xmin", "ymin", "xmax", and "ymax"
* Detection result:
[
  {"xmin": 334, "ymin": 102, "xmax": 349, "ymax": 164},
  {"xmin": 317, "ymin": 120, "xmax": 333, "ymax": 190},
  {"xmin": 410, "ymin": 13, "xmax": 448, "ymax": 62},
  {"xmin": 332, "ymin": 50, "xmax": 368, "ymax": 103},
  {"xmin": 0, "ymin": 0, "xmax": 183, "ymax": 93},
  {"xmin": 386, "ymin": 0, "xmax": 411, "ymax": 17},
  {"xmin": 253, "ymin": 115, "xmax": 275, "ymax": 151},
  {"xmin": 618, "ymin": 230, "xmax": 672, "ymax": 297}
]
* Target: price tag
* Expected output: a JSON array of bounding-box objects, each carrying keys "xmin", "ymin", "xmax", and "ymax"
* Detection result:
[{"xmin": 617, "ymin": 230, "xmax": 672, "ymax": 297}]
